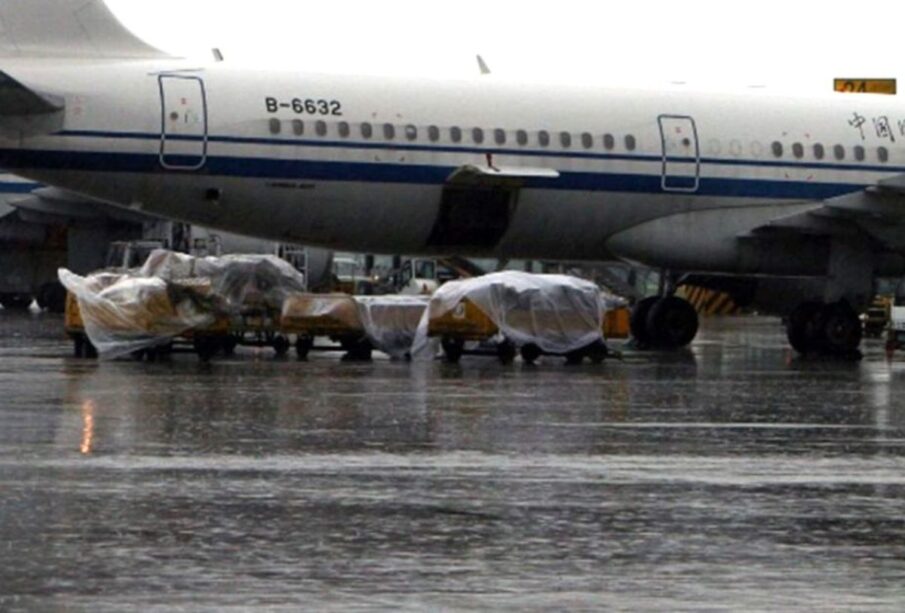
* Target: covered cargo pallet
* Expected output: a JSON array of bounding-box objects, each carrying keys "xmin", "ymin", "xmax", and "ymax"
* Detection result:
[
  {"xmin": 281, "ymin": 293, "xmax": 428, "ymax": 360},
  {"xmin": 413, "ymin": 271, "xmax": 618, "ymax": 364},
  {"xmin": 60, "ymin": 250, "xmax": 305, "ymax": 360}
]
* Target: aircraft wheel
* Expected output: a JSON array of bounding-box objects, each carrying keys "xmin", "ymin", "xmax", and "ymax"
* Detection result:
[
  {"xmin": 787, "ymin": 301, "xmax": 823, "ymax": 354},
  {"xmin": 646, "ymin": 296, "xmax": 699, "ymax": 349},
  {"xmin": 820, "ymin": 302, "xmax": 862, "ymax": 356},
  {"xmin": 629, "ymin": 297, "xmax": 660, "ymax": 347}
]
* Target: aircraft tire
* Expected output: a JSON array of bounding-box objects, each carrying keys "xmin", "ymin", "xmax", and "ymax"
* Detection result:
[
  {"xmin": 646, "ymin": 296, "xmax": 699, "ymax": 349},
  {"xmin": 787, "ymin": 301, "xmax": 823, "ymax": 355},
  {"xmin": 629, "ymin": 297, "xmax": 660, "ymax": 347},
  {"xmin": 819, "ymin": 302, "xmax": 862, "ymax": 356}
]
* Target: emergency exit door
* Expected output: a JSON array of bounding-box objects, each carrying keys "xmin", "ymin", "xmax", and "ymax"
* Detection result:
[
  {"xmin": 658, "ymin": 115, "xmax": 700, "ymax": 192},
  {"xmin": 159, "ymin": 75, "xmax": 208, "ymax": 170}
]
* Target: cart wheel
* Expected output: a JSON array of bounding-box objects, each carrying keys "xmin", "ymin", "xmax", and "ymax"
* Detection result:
[
  {"xmin": 194, "ymin": 336, "xmax": 218, "ymax": 362},
  {"xmin": 441, "ymin": 337, "xmax": 465, "ymax": 364},
  {"xmin": 565, "ymin": 349, "xmax": 586, "ymax": 365},
  {"xmin": 587, "ymin": 340, "xmax": 608, "ymax": 365},
  {"xmin": 520, "ymin": 343, "xmax": 542, "ymax": 365},
  {"xmin": 272, "ymin": 335, "xmax": 290, "ymax": 357},
  {"xmin": 221, "ymin": 335, "xmax": 239, "ymax": 356},
  {"xmin": 343, "ymin": 338, "xmax": 373, "ymax": 361},
  {"xmin": 296, "ymin": 336, "xmax": 314, "ymax": 360},
  {"xmin": 497, "ymin": 340, "xmax": 516, "ymax": 365}
]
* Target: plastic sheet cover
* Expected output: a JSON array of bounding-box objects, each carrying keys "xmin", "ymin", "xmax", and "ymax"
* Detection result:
[
  {"xmin": 413, "ymin": 271, "xmax": 606, "ymax": 357},
  {"xmin": 59, "ymin": 250, "xmax": 306, "ymax": 359},
  {"xmin": 356, "ymin": 295, "xmax": 429, "ymax": 358}
]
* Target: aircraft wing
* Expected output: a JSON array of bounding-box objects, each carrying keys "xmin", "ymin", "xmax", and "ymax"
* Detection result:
[
  {"xmin": 750, "ymin": 175, "xmax": 905, "ymax": 252},
  {"xmin": 11, "ymin": 186, "xmax": 150, "ymax": 225},
  {"xmin": 0, "ymin": 70, "xmax": 65, "ymax": 137}
]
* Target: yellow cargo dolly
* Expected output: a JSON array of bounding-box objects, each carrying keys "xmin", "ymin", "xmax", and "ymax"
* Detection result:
[
  {"xmin": 280, "ymin": 293, "xmax": 373, "ymax": 360},
  {"xmin": 427, "ymin": 298, "xmax": 630, "ymax": 364},
  {"xmin": 65, "ymin": 291, "xmax": 292, "ymax": 361}
]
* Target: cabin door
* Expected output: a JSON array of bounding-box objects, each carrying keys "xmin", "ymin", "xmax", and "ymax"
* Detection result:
[
  {"xmin": 658, "ymin": 115, "xmax": 700, "ymax": 192},
  {"xmin": 159, "ymin": 75, "xmax": 208, "ymax": 170}
]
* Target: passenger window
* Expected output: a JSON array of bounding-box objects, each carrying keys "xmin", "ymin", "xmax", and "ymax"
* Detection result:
[
  {"xmin": 383, "ymin": 123, "xmax": 396, "ymax": 140},
  {"xmin": 338, "ymin": 121, "xmax": 350, "ymax": 138},
  {"xmin": 494, "ymin": 128, "xmax": 506, "ymax": 145},
  {"xmin": 450, "ymin": 126, "xmax": 462, "ymax": 143},
  {"xmin": 316, "ymin": 120, "xmax": 327, "ymax": 137},
  {"xmin": 560, "ymin": 132, "xmax": 572, "ymax": 148},
  {"xmin": 879, "ymin": 146, "xmax": 890, "ymax": 163},
  {"xmin": 792, "ymin": 142, "xmax": 804, "ymax": 159},
  {"xmin": 292, "ymin": 119, "xmax": 304, "ymax": 136},
  {"xmin": 771, "ymin": 141, "xmax": 784, "ymax": 157},
  {"xmin": 854, "ymin": 145, "xmax": 865, "ymax": 161},
  {"xmin": 428, "ymin": 125, "xmax": 440, "ymax": 142},
  {"xmin": 361, "ymin": 122, "xmax": 373, "ymax": 139},
  {"xmin": 581, "ymin": 132, "xmax": 593, "ymax": 149},
  {"xmin": 472, "ymin": 128, "xmax": 485, "ymax": 144},
  {"xmin": 269, "ymin": 118, "xmax": 281, "ymax": 135},
  {"xmin": 625, "ymin": 135, "xmax": 636, "ymax": 151},
  {"xmin": 813, "ymin": 143, "xmax": 825, "ymax": 160},
  {"xmin": 516, "ymin": 130, "xmax": 528, "ymax": 146},
  {"xmin": 405, "ymin": 124, "xmax": 418, "ymax": 141},
  {"xmin": 538, "ymin": 130, "xmax": 550, "ymax": 147},
  {"xmin": 603, "ymin": 134, "xmax": 615, "ymax": 150},
  {"xmin": 833, "ymin": 144, "xmax": 845, "ymax": 160}
]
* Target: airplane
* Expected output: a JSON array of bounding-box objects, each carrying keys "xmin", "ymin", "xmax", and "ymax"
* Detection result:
[{"xmin": 0, "ymin": 0, "xmax": 903, "ymax": 357}]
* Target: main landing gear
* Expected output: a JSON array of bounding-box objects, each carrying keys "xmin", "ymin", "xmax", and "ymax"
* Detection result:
[
  {"xmin": 630, "ymin": 295, "xmax": 699, "ymax": 350},
  {"xmin": 786, "ymin": 301, "xmax": 862, "ymax": 358}
]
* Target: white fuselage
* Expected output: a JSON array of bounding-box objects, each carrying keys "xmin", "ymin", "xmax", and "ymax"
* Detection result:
[{"xmin": 1, "ymin": 60, "xmax": 902, "ymax": 273}]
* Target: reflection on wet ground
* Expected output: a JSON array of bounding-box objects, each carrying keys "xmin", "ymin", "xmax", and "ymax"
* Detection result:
[{"xmin": 2, "ymin": 311, "xmax": 905, "ymax": 611}]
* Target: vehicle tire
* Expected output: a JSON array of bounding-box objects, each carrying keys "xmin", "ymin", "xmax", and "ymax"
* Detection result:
[
  {"xmin": 646, "ymin": 296, "xmax": 699, "ymax": 349},
  {"xmin": 296, "ymin": 336, "xmax": 314, "ymax": 360},
  {"xmin": 820, "ymin": 302, "xmax": 862, "ymax": 356},
  {"xmin": 587, "ymin": 340, "xmax": 608, "ymax": 364},
  {"xmin": 787, "ymin": 301, "xmax": 823, "ymax": 354},
  {"xmin": 272, "ymin": 335, "xmax": 290, "ymax": 358},
  {"xmin": 342, "ymin": 337, "xmax": 373, "ymax": 361},
  {"xmin": 37, "ymin": 282, "xmax": 66, "ymax": 313},
  {"xmin": 565, "ymin": 349, "xmax": 586, "ymax": 365},
  {"xmin": 0, "ymin": 293, "xmax": 32, "ymax": 311},
  {"xmin": 520, "ymin": 343, "xmax": 542, "ymax": 364},
  {"xmin": 497, "ymin": 339, "xmax": 516, "ymax": 365},
  {"xmin": 194, "ymin": 336, "xmax": 218, "ymax": 362},
  {"xmin": 441, "ymin": 337, "xmax": 464, "ymax": 364},
  {"xmin": 221, "ymin": 335, "xmax": 239, "ymax": 356},
  {"xmin": 629, "ymin": 296, "xmax": 660, "ymax": 347}
]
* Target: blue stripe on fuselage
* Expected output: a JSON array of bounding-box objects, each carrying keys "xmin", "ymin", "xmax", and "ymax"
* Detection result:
[{"xmin": 0, "ymin": 146, "xmax": 867, "ymax": 201}]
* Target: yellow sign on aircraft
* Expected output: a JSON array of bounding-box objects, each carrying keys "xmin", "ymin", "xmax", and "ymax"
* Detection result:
[{"xmin": 834, "ymin": 79, "xmax": 897, "ymax": 95}]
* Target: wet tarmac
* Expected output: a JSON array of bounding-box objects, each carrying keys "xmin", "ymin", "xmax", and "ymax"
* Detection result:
[{"xmin": 2, "ymin": 309, "xmax": 905, "ymax": 611}]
